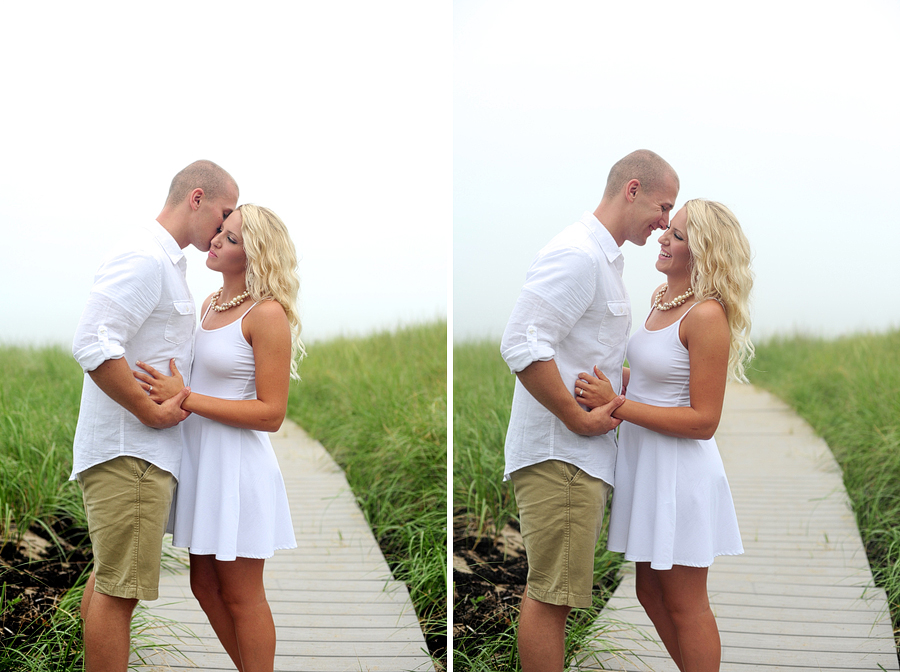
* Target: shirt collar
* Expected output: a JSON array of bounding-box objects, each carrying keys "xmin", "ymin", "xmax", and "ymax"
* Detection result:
[
  {"xmin": 580, "ymin": 212, "xmax": 623, "ymax": 264},
  {"xmin": 145, "ymin": 220, "xmax": 186, "ymax": 265}
]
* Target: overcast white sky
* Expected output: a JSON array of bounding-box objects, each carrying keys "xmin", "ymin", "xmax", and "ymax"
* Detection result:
[
  {"xmin": 0, "ymin": 1, "xmax": 450, "ymax": 347},
  {"xmin": 455, "ymin": 0, "xmax": 899, "ymax": 343},
  {"xmin": 3, "ymin": 2, "xmax": 898, "ymax": 350}
]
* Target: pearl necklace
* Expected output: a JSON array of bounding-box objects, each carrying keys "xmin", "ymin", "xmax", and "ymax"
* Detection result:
[
  {"xmin": 653, "ymin": 285, "xmax": 694, "ymax": 311},
  {"xmin": 210, "ymin": 287, "xmax": 251, "ymax": 312}
]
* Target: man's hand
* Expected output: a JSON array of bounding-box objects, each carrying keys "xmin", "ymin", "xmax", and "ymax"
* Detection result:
[
  {"xmin": 145, "ymin": 387, "xmax": 192, "ymax": 428},
  {"xmin": 570, "ymin": 394, "xmax": 625, "ymax": 436}
]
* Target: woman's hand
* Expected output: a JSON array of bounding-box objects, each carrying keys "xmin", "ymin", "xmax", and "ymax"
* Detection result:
[
  {"xmin": 575, "ymin": 366, "xmax": 618, "ymax": 410},
  {"xmin": 133, "ymin": 359, "xmax": 186, "ymax": 405}
]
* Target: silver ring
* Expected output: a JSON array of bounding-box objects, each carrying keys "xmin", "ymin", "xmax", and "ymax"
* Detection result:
[
  {"xmin": 149, "ymin": 386, "xmax": 153, "ymax": 392},
  {"xmin": 578, "ymin": 387, "xmax": 583, "ymax": 396}
]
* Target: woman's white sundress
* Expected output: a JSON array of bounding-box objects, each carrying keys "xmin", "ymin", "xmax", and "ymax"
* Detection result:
[
  {"xmin": 607, "ymin": 302, "xmax": 743, "ymax": 570},
  {"xmin": 169, "ymin": 303, "xmax": 296, "ymax": 561}
]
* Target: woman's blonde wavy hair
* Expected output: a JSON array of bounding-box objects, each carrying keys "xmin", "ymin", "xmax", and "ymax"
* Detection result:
[
  {"xmin": 239, "ymin": 204, "xmax": 307, "ymax": 379},
  {"xmin": 684, "ymin": 199, "xmax": 754, "ymax": 383}
]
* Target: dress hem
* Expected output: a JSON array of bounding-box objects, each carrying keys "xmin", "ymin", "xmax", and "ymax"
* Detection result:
[
  {"xmin": 174, "ymin": 543, "xmax": 298, "ymax": 561},
  {"xmin": 613, "ymin": 548, "xmax": 745, "ymax": 570}
]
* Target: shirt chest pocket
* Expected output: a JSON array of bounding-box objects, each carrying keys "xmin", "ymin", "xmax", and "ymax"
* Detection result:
[
  {"xmin": 597, "ymin": 300, "xmax": 630, "ymax": 347},
  {"xmin": 165, "ymin": 300, "xmax": 196, "ymax": 344}
]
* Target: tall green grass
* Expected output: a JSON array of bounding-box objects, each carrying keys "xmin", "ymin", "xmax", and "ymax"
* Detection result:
[
  {"xmin": 0, "ymin": 346, "xmax": 88, "ymax": 670},
  {"xmin": 285, "ymin": 321, "xmax": 447, "ymax": 660},
  {"xmin": 453, "ymin": 339, "xmax": 626, "ymax": 671},
  {"xmin": 453, "ymin": 340, "xmax": 516, "ymax": 537},
  {"xmin": 0, "ymin": 347, "xmax": 85, "ymax": 544},
  {"xmin": 750, "ymin": 329, "xmax": 900, "ymax": 643}
]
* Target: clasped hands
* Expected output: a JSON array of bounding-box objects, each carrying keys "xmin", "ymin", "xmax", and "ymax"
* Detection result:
[
  {"xmin": 575, "ymin": 366, "xmax": 621, "ymax": 411},
  {"xmin": 568, "ymin": 366, "xmax": 628, "ymax": 436},
  {"xmin": 133, "ymin": 359, "xmax": 188, "ymax": 406}
]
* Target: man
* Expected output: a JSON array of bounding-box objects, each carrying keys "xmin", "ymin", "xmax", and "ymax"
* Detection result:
[
  {"xmin": 71, "ymin": 160, "xmax": 239, "ymax": 672},
  {"xmin": 500, "ymin": 150, "xmax": 679, "ymax": 672}
]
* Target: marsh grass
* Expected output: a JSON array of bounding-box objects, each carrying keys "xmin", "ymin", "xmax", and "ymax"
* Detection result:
[
  {"xmin": 285, "ymin": 321, "xmax": 447, "ymax": 660},
  {"xmin": 453, "ymin": 340, "xmax": 516, "ymax": 538},
  {"xmin": 0, "ymin": 347, "xmax": 85, "ymax": 545},
  {"xmin": 452, "ymin": 339, "xmax": 628, "ymax": 671},
  {"xmin": 750, "ymin": 329, "xmax": 900, "ymax": 646}
]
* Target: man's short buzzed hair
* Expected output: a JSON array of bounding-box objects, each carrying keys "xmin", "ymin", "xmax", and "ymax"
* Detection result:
[
  {"xmin": 603, "ymin": 149, "xmax": 679, "ymax": 200},
  {"xmin": 165, "ymin": 160, "xmax": 237, "ymax": 207}
]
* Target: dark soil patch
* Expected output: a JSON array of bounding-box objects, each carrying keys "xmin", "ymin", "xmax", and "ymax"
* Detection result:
[
  {"xmin": 452, "ymin": 512, "xmax": 528, "ymax": 652},
  {"xmin": 452, "ymin": 509, "xmax": 624, "ymax": 667},
  {"xmin": 0, "ymin": 520, "xmax": 91, "ymax": 644}
]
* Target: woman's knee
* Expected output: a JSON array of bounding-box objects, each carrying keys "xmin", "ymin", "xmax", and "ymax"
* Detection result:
[
  {"xmin": 657, "ymin": 568, "xmax": 711, "ymax": 623},
  {"xmin": 189, "ymin": 560, "xmax": 221, "ymax": 604},
  {"xmin": 635, "ymin": 565, "xmax": 664, "ymax": 612}
]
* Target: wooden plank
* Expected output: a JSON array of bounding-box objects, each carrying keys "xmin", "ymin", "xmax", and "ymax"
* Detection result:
[
  {"xmin": 579, "ymin": 383, "xmax": 899, "ymax": 670},
  {"xmin": 131, "ymin": 420, "xmax": 434, "ymax": 672}
]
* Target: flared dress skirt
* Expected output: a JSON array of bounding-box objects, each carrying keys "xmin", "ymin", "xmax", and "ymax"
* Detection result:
[
  {"xmin": 170, "ymin": 415, "xmax": 297, "ymax": 561},
  {"xmin": 607, "ymin": 422, "xmax": 743, "ymax": 570}
]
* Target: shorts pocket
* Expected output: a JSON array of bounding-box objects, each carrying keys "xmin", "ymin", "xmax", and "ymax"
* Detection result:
[
  {"xmin": 164, "ymin": 300, "xmax": 195, "ymax": 344},
  {"xmin": 560, "ymin": 461, "xmax": 583, "ymax": 485},
  {"xmin": 597, "ymin": 300, "xmax": 629, "ymax": 347}
]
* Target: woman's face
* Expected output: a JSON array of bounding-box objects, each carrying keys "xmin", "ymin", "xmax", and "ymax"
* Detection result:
[
  {"xmin": 655, "ymin": 206, "xmax": 691, "ymax": 277},
  {"xmin": 207, "ymin": 209, "xmax": 247, "ymax": 275}
]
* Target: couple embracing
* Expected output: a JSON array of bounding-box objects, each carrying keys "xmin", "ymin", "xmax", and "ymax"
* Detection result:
[
  {"xmin": 71, "ymin": 160, "xmax": 303, "ymax": 672},
  {"xmin": 502, "ymin": 149, "xmax": 754, "ymax": 672}
]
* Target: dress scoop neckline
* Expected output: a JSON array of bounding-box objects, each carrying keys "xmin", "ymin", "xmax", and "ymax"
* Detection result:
[
  {"xmin": 642, "ymin": 300, "xmax": 700, "ymax": 334},
  {"xmin": 199, "ymin": 302, "xmax": 257, "ymax": 333}
]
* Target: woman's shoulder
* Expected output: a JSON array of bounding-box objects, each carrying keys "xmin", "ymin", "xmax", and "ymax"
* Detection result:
[
  {"xmin": 682, "ymin": 298, "xmax": 728, "ymax": 340},
  {"xmin": 685, "ymin": 298, "xmax": 727, "ymax": 323},
  {"xmin": 242, "ymin": 299, "xmax": 289, "ymax": 346},
  {"xmin": 246, "ymin": 298, "xmax": 289, "ymax": 324}
]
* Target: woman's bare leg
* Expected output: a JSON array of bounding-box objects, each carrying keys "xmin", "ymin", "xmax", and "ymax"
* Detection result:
[
  {"xmin": 655, "ymin": 565, "xmax": 720, "ymax": 672},
  {"xmin": 635, "ymin": 563, "xmax": 685, "ymax": 671},
  {"xmin": 215, "ymin": 557, "xmax": 275, "ymax": 672},
  {"xmin": 189, "ymin": 554, "xmax": 244, "ymax": 671}
]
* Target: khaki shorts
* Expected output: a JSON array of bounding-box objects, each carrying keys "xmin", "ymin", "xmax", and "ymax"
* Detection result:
[
  {"xmin": 511, "ymin": 460, "xmax": 611, "ymax": 608},
  {"xmin": 79, "ymin": 456, "xmax": 176, "ymax": 601}
]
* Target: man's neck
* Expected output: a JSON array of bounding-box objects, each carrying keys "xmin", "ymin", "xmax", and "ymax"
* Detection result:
[
  {"xmin": 593, "ymin": 202, "xmax": 626, "ymax": 247},
  {"xmin": 156, "ymin": 210, "xmax": 189, "ymax": 249}
]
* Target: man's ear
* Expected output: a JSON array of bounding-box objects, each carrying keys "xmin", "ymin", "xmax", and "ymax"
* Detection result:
[
  {"xmin": 625, "ymin": 179, "xmax": 641, "ymax": 203},
  {"xmin": 190, "ymin": 188, "xmax": 205, "ymax": 211}
]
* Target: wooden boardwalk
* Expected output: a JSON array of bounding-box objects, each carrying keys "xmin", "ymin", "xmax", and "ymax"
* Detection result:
[
  {"xmin": 131, "ymin": 420, "xmax": 434, "ymax": 672},
  {"xmin": 580, "ymin": 383, "xmax": 899, "ymax": 671}
]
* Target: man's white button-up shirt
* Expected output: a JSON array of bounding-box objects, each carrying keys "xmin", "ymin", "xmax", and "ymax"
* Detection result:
[
  {"xmin": 501, "ymin": 212, "xmax": 631, "ymax": 486},
  {"xmin": 70, "ymin": 221, "xmax": 195, "ymax": 480}
]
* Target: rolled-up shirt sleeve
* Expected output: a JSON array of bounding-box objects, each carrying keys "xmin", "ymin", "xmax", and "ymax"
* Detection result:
[
  {"xmin": 500, "ymin": 246, "xmax": 596, "ymax": 373},
  {"xmin": 72, "ymin": 251, "xmax": 162, "ymax": 372}
]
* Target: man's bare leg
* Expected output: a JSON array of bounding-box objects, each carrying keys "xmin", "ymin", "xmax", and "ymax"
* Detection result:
[
  {"xmin": 518, "ymin": 587, "xmax": 571, "ymax": 672},
  {"xmin": 82, "ymin": 581, "xmax": 138, "ymax": 672}
]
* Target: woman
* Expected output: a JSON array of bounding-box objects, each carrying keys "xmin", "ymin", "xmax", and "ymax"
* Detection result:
[
  {"xmin": 135, "ymin": 204, "xmax": 305, "ymax": 672},
  {"xmin": 575, "ymin": 199, "xmax": 753, "ymax": 672}
]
